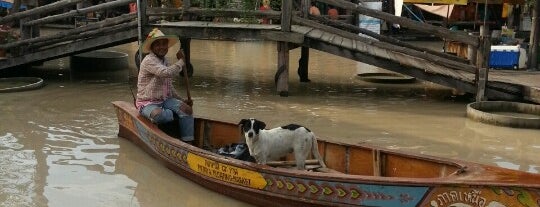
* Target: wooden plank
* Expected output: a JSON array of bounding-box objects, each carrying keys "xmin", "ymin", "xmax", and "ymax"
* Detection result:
[
  {"xmin": 309, "ymin": 14, "xmax": 469, "ymax": 64},
  {"xmin": 316, "ymin": 167, "xmax": 343, "ymax": 173},
  {"xmin": 276, "ymin": 42, "xmax": 290, "ymax": 96},
  {"xmin": 476, "ymin": 68, "xmax": 488, "ymax": 102},
  {"xmin": 305, "ymin": 39, "xmax": 520, "ymax": 101},
  {"xmin": 320, "ymin": 31, "xmax": 334, "ymax": 43},
  {"xmin": 2, "ymin": 14, "xmax": 137, "ymax": 50},
  {"xmin": 293, "ymin": 16, "xmax": 476, "ymax": 73},
  {"xmin": 331, "ymin": 35, "xmax": 343, "ymax": 46},
  {"xmin": 147, "ymin": 7, "xmax": 282, "ymax": 19},
  {"xmin": 260, "ymin": 31, "xmax": 304, "ymax": 44},
  {"xmin": 348, "ymin": 147, "xmax": 373, "ymax": 176},
  {"xmin": 291, "ymin": 25, "xmax": 314, "ymax": 35},
  {"xmin": 24, "ymin": 0, "xmax": 134, "ymax": 26},
  {"xmin": 373, "ymin": 150, "xmax": 382, "ymax": 176},
  {"xmin": 281, "ymin": 0, "xmax": 292, "ymax": 32},
  {"xmin": 0, "ymin": 0, "xmax": 86, "ymax": 25},
  {"xmin": 324, "ymin": 143, "xmax": 347, "ymax": 172},
  {"xmin": 340, "ymin": 37, "xmax": 353, "ymax": 50},
  {"xmin": 306, "ymin": 29, "xmax": 324, "ymax": 39},
  {"xmin": 0, "ymin": 29, "xmax": 137, "ymax": 69},
  {"xmin": 31, "ymin": 21, "xmax": 137, "ymax": 48},
  {"xmin": 267, "ymin": 159, "xmax": 320, "ymax": 167}
]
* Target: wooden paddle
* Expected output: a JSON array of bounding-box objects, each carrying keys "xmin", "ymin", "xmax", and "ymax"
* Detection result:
[{"xmin": 182, "ymin": 63, "xmax": 192, "ymax": 105}]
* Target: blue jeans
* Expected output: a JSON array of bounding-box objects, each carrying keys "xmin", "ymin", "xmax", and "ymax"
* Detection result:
[{"xmin": 140, "ymin": 98, "xmax": 194, "ymax": 142}]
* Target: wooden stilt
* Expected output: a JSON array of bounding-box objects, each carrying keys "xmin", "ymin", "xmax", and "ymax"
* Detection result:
[
  {"xmin": 275, "ymin": 0, "xmax": 292, "ymax": 97},
  {"xmin": 276, "ymin": 42, "xmax": 290, "ymax": 97},
  {"xmin": 475, "ymin": 25, "xmax": 490, "ymax": 102},
  {"xmin": 298, "ymin": 46, "xmax": 310, "ymax": 82}
]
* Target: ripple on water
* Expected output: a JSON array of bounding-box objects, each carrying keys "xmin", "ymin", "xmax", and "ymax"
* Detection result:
[{"xmin": 0, "ymin": 133, "xmax": 36, "ymax": 206}]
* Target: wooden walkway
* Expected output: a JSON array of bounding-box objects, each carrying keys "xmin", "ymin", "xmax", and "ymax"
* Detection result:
[{"xmin": 0, "ymin": 0, "xmax": 539, "ymax": 103}]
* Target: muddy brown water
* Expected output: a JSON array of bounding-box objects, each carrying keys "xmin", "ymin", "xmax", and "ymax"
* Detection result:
[{"xmin": 0, "ymin": 40, "xmax": 539, "ymax": 207}]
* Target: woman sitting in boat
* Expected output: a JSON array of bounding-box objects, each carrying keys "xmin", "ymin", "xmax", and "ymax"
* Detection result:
[{"xmin": 136, "ymin": 28, "xmax": 194, "ymax": 143}]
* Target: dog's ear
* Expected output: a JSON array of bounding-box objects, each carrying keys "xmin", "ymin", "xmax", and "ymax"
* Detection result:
[
  {"xmin": 238, "ymin": 119, "xmax": 248, "ymax": 126},
  {"xmin": 255, "ymin": 120, "xmax": 266, "ymax": 130}
]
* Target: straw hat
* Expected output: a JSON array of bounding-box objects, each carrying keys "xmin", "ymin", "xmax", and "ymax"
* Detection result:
[{"xmin": 141, "ymin": 28, "xmax": 179, "ymax": 54}]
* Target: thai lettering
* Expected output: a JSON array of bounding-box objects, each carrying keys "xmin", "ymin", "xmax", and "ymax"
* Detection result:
[
  {"xmin": 196, "ymin": 162, "xmax": 250, "ymax": 186},
  {"xmin": 431, "ymin": 190, "xmax": 487, "ymax": 207}
]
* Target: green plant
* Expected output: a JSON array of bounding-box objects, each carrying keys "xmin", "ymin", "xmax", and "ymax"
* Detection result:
[{"xmin": 0, "ymin": 25, "xmax": 20, "ymax": 45}]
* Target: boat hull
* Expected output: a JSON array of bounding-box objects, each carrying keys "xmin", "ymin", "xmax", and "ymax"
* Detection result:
[{"xmin": 113, "ymin": 101, "xmax": 540, "ymax": 207}]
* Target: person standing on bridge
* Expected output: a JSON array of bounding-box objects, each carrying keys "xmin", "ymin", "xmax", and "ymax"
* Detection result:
[
  {"xmin": 259, "ymin": 0, "xmax": 272, "ymax": 24},
  {"xmin": 136, "ymin": 28, "xmax": 194, "ymax": 143},
  {"xmin": 309, "ymin": 2, "xmax": 321, "ymax": 16},
  {"xmin": 327, "ymin": 5, "xmax": 339, "ymax": 20}
]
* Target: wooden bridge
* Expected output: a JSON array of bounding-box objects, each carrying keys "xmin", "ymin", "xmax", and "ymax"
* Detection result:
[{"xmin": 1, "ymin": 0, "xmax": 539, "ymax": 103}]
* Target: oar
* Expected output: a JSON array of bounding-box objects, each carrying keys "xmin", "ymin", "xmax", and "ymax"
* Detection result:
[{"xmin": 182, "ymin": 61, "xmax": 192, "ymax": 106}]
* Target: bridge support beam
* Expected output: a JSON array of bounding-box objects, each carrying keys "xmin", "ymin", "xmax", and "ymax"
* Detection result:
[
  {"xmin": 475, "ymin": 25, "xmax": 491, "ymax": 102},
  {"xmin": 298, "ymin": 46, "xmax": 310, "ymax": 82},
  {"xmin": 276, "ymin": 42, "xmax": 290, "ymax": 97}
]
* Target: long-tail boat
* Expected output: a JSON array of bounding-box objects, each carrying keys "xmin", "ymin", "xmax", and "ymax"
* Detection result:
[{"xmin": 113, "ymin": 101, "xmax": 540, "ymax": 207}]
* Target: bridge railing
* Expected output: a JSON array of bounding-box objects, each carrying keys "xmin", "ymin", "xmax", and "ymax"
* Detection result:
[{"xmin": 0, "ymin": 0, "xmax": 135, "ymax": 57}]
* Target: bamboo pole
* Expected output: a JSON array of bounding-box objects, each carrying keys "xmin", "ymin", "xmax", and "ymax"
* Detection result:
[
  {"xmin": 24, "ymin": 0, "xmax": 135, "ymax": 26},
  {"xmin": 316, "ymin": 0, "xmax": 479, "ymax": 47}
]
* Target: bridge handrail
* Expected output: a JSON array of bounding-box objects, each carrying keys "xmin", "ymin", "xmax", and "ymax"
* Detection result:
[
  {"xmin": 24, "ymin": 0, "xmax": 135, "ymax": 26},
  {"xmin": 317, "ymin": 0, "xmax": 480, "ymax": 48},
  {"xmin": 292, "ymin": 16, "xmax": 476, "ymax": 73},
  {"xmin": 0, "ymin": 0, "xmax": 85, "ymax": 25},
  {"xmin": 146, "ymin": 7, "xmax": 282, "ymax": 20},
  {"xmin": 0, "ymin": 13, "xmax": 137, "ymax": 50},
  {"xmin": 307, "ymin": 14, "xmax": 469, "ymax": 64}
]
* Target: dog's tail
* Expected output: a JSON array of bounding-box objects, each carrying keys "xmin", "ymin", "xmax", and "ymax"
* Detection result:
[{"xmin": 311, "ymin": 134, "xmax": 327, "ymax": 168}]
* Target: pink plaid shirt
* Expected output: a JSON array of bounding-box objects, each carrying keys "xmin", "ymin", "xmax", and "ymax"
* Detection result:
[{"xmin": 135, "ymin": 52, "xmax": 185, "ymax": 110}]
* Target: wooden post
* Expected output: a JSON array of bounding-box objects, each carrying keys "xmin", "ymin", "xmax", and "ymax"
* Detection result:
[
  {"xmin": 297, "ymin": 0, "xmax": 310, "ymax": 82},
  {"xmin": 182, "ymin": 0, "xmax": 191, "ymax": 21},
  {"xmin": 467, "ymin": 32, "xmax": 477, "ymax": 65},
  {"xmin": 475, "ymin": 25, "xmax": 490, "ymax": 102},
  {"xmin": 528, "ymin": 0, "xmax": 539, "ymax": 70},
  {"xmin": 302, "ymin": 0, "xmax": 310, "ymax": 17},
  {"xmin": 139, "ymin": 0, "xmax": 149, "ymax": 45},
  {"xmin": 298, "ymin": 46, "xmax": 310, "ymax": 82},
  {"xmin": 19, "ymin": 14, "xmax": 40, "ymax": 57},
  {"xmin": 351, "ymin": 0, "xmax": 359, "ymax": 26},
  {"xmin": 276, "ymin": 0, "xmax": 292, "ymax": 96}
]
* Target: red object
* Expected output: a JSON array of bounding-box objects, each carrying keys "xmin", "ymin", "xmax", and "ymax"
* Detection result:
[
  {"xmin": 259, "ymin": 5, "xmax": 270, "ymax": 24},
  {"xmin": 129, "ymin": 3, "xmax": 137, "ymax": 14},
  {"xmin": 328, "ymin": 8, "xmax": 338, "ymax": 20}
]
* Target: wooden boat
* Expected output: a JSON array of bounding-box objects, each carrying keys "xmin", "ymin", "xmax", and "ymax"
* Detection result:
[{"xmin": 113, "ymin": 101, "xmax": 540, "ymax": 207}]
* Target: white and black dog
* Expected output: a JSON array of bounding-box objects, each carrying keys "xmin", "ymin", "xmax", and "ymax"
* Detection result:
[{"xmin": 238, "ymin": 118, "xmax": 326, "ymax": 170}]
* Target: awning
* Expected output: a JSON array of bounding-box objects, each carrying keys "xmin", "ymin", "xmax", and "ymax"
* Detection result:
[{"xmin": 414, "ymin": 4, "xmax": 454, "ymax": 17}]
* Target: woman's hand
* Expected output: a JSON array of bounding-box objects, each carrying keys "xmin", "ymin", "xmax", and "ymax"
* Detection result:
[
  {"xmin": 180, "ymin": 102, "xmax": 193, "ymax": 115},
  {"xmin": 176, "ymin": 49, "xmax": 185, "ymax": 60},
  {"xmin": 184, "ymin": 99, "xmax": 193, "ymax": 107}
]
